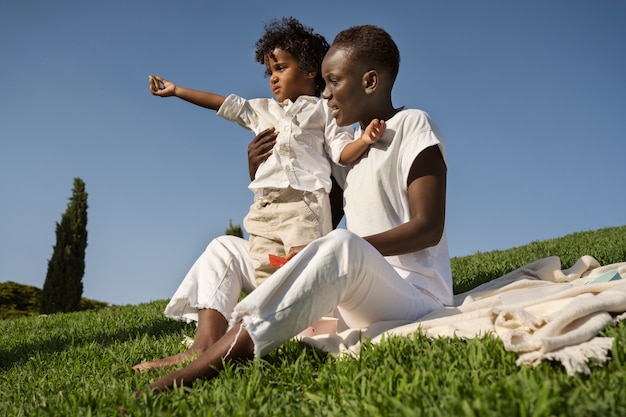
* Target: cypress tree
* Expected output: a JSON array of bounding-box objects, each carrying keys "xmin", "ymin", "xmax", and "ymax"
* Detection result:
[
  {"xmin": 224, "ymin": 219, "xmax": 243, "ymax": 238},
  {"xmin": 40, "ymin": 177, "xmax": 88, "ymax": 314}
]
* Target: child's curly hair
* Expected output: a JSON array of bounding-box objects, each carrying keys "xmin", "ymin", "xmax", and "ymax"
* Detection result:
[{"xmin": 255, "ymin": 17, "xmax": 329, "ymax": 96}]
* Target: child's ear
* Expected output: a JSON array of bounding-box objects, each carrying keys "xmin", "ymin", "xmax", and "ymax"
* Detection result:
[{"xmin": 362, "ymin": 70, "xmax": 379, "ymax": 94}]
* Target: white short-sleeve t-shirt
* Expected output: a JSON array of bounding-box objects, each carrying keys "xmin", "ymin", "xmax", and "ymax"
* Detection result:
[{"xmin": 343, "ymin": 109, "xmax": 453, "ymax": 305}]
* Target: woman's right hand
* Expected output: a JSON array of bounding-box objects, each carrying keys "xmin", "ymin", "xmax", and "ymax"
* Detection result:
[{"xmin": 248, "ymin": 127, "xmax": 278, "ymax": 180}]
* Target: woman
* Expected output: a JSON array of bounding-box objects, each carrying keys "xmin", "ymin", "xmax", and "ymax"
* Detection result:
[{"xmin": 134, "ymin": 24, "xmax": 453, "ymax": 395}]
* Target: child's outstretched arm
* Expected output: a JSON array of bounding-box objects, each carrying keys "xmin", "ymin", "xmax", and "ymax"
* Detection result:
[
  {"xmin": 338, "ymin": 119, "xmax": 386, "ymax": 164},
  {"xmin": 149, "ymin": 75, "xmax": 226, "ymax": 111}
]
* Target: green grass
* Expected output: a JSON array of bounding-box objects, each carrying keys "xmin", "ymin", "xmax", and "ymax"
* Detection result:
[{"xmin": 1, "ymin": 226, "xmax": 625, "ymax": 416}]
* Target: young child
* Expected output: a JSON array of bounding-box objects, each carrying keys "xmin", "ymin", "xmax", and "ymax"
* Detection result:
[
  {"xmin": 135, "ymin": 24, "xmax": 452, "ymax": 394},
  {"xmin": 149, "ymin": 17, "xmax": 384, "ymax": 284}
]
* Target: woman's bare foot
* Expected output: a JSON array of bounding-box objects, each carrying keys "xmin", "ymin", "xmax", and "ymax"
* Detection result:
[
  {"xmin": 133, "ymin": 309, "xmax": 229, "ymax": 373},
  {"xmin": 132, "ymin": 349, "xmax": 200, "ymax": 373}
]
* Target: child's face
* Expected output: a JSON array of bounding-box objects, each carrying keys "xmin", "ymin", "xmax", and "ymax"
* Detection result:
[
  {"xmin": 321, "ymin": 46, "xmax": 367, "ymax": 127},
  {"xmin": 265, "ymin": 48, "xmax": 316, "ymax": 102}
]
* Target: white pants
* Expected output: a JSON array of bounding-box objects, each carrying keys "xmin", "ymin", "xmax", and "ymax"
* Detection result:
[{"xmin": 165, "ymin": 229, "xmax": 442, "ymax": 358}]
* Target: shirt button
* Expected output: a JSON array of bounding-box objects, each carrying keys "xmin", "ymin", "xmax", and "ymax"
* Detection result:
[{"xmin": 279, "ymin": 144, "xmax": 289, "ymax": 153}]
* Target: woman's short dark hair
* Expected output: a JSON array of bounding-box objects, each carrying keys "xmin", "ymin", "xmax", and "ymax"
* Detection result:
[{"xmin": 332, "ymin": 25, "xmax": 400, "ymax": 85}]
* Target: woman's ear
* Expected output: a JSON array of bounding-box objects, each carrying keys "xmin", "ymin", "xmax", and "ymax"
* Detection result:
[{"xmin": 362, "ymin": 70, "xmax": 379, "ymax": 94}]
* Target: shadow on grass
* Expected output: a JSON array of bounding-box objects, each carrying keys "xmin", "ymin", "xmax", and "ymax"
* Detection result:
[
  {"xmin": 0, "ymin": 313, "xmax": 193, "ymax": 371},
  {"xmin": 263, "ymin": 339, "xmax": 332, "ymax": 368}
]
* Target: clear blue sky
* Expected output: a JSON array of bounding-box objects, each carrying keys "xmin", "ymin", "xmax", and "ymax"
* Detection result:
[{"xmin": 1, "ymin": 0, "xmax": 624, "ymax": 306}]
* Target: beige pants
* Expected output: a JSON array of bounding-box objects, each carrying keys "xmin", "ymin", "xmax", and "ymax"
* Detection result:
[{"xmin": 243, "ymin": 187, "xmax": 331, "ymax": 285}]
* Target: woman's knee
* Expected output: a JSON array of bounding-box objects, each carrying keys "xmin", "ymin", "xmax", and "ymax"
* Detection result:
[
  {"xmin": 208, "ymin": 235, "xmax": 249, "ymax": 254},
  {"xmin": 324, "ymin": 228, "xmax": 357, "ymax": 243},
  {"xmin": 311, "ymin": 229, "xmax": 364, "ymax": 258}
]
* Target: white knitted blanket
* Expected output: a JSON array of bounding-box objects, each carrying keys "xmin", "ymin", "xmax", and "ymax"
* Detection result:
[{"xmin": 302, "ymin": 256, "xmax": 626, "ymax": 375}]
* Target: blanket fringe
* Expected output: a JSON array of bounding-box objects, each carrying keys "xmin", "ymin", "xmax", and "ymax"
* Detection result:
[{"xmin": 516, "ymin": 336, "xmax": 614, "ymax": 376}]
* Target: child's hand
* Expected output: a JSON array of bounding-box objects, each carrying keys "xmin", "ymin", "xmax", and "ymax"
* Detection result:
[
  {"xmin": 268, "ymin": 245, "xmax": 306, "ymax": 268},
  {"xmin": 362, "ymin": 119, "xmax": 386, "ymax": 145},
  {"xmin": 149, "ymin": 75, "xmax": 176, "ymax": 97},
  {"xmin": 285, "ymin": 245, "xmax": 306, "ymax": 260}
]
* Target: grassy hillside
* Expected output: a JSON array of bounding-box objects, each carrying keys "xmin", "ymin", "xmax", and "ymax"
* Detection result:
[
  {"xmin": 1, "ymin": 225, "xmax": 625, "ymax": 416},
  {"xmin": 451, "ymin": 225, "xmax": 626, "ymax": 293}
]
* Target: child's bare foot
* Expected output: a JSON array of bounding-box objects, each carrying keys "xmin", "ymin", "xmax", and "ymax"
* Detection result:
[{"xmin": 132, "ymin": 350, "xmax": 199, "ymax": 373}]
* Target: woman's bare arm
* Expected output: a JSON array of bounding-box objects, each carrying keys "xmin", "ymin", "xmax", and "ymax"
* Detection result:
[{"xmin": 364, "ymin": 145, "xmax": 447, "ymax": 255}]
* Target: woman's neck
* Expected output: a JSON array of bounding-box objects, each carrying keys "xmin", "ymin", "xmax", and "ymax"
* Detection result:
[{"xmin": 360, "ymin": 103, "xmax": 400, "ymax": 129}]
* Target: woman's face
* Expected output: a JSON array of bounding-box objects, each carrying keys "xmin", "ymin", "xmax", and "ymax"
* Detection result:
[{"xmin": 321, "ymin": 46, "xmax": 367, "ymax": 127}]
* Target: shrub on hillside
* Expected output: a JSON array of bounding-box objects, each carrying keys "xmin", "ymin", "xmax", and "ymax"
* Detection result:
[{"xmin": 0, "ymin": 281, "xmax": 108, "ymax": 320}]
